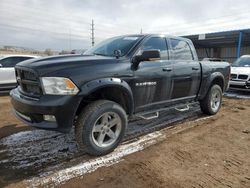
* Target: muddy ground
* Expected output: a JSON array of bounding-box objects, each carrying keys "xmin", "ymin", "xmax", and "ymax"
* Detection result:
[
  {"xmin": 0, "ymin": 96, "xmax": 32, "ymax": 139},
  {"xmin": 0, "ymin": 93, "xmax": 250, "ymax": 188}
]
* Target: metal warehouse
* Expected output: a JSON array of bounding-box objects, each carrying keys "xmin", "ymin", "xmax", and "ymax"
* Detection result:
[{"xmin": 184, "ymin": 29, "xmax": 250, "ymax": 63}]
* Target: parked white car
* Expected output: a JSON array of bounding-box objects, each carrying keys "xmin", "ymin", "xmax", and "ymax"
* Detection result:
[
  {"xmin": 229, "ymin": 55, "xmax": 250, "ymax": 91},
  {"xmin": 0, "ymin": 55, "xmax": 38, "ymax": 93}
]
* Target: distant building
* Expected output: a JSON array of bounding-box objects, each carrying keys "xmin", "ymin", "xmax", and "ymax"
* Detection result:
[
  {"xmin": 71, "ymin": 49, "xmax": 87, "ymax": 54},
  {"xmin": 183, "ymin": 29, "xmax": 250, "ymax": 63}
]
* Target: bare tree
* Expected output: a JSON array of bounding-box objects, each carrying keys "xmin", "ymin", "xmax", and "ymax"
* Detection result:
[{"xmin": 44, "ymin": 48, "xmax": 53, "ymax": 56}]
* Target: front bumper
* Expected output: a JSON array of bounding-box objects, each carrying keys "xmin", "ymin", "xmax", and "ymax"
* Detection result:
[
  {"xmin": 229, "ymin": 80, "xmax": 250, "ymax": 91},
  {"xmin": 10, "ymin": 88, "xmax": 82, "ymax": 133}
]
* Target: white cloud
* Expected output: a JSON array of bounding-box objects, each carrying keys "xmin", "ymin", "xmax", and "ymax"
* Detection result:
[{"xmin": 0, "ymin": 0, "xmax": 249, "ymax": 50}]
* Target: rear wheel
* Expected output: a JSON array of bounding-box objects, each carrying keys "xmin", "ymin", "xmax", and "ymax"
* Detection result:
[
  {"xmin": 200, "ymin": 84, "xmax": 222, "ymax": 115},
  {"xmin": 75, "ymin": 100, "xmax": 127, "ymax": 156}
]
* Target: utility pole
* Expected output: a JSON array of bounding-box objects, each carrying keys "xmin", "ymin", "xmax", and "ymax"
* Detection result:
[
  {"xmin": 140, "ymin": 28, "xmax": 143, "ymax": 34},
  {"xmin": 91, "ymin": 19, "xmax": 95, "ymax": 46},
  {"xmin": 69, "ymin": 27, "xmax": 72, "ymax": 51}
]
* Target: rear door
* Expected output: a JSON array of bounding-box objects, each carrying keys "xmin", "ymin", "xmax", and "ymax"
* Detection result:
[
  {"xmin": 131, "ymin": 36, "xmax": 173, "ymax": 112},
  {"xmin": 168, "ymin": 38, "xmax": 201, "ymax": 100}
]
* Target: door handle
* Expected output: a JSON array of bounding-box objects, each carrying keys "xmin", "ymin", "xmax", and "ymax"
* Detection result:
[
  {"xmin": 192, "ymin": 67, "xmax": 199, "ymax": 71},
  {"xmin": 162, "ymin": 67, "xmax": 172, "ymax": 72}
]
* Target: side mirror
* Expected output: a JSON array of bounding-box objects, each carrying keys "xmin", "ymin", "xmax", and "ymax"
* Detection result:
[
  {"xmin": 0, "ymin": 64, "xmax": 2, "ymax": 68},
  {"xmin": 114, "ymin": 49, "xmax": 122, "ymax": 58},
  {"xmin": 133, "ymin": 50, "xmax": 161, "ymax": 64}
]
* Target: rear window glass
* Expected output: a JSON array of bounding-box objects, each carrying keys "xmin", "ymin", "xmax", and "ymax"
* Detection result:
[{"xmin": 170, "ymin": 39, "xmax": 193, "ymax": 60}]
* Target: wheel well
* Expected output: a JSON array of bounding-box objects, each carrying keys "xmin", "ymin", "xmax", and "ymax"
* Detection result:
[
  {"xmin": 76, "ymin": 86, "xmax": 132, "ymax": 116},
  {"xmin": 211, "ymin": 77, "xmax": 224, "ymax": 91}
]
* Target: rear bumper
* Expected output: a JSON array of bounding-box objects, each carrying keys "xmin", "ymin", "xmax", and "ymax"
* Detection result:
[
  {"xmin": 229, "ymin": 80, "xmax": 250, "ymax": 91},
  {"xmin": 10, "ymin": 88, "xmax": 82, "ymax": 133}
]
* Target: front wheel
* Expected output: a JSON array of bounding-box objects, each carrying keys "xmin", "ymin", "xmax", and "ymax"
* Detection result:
[
  {"xmin": 200, "ymin": 84, "xmax": 223, "ymax": 115},
  {"xmin": 75, "ymin": 100, "xmax": 127, "ymax": 156}
]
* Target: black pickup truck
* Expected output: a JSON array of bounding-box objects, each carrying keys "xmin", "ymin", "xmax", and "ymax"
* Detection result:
[{"xmin": 10, "ymin": 34, "xmax": 230, "ymax": 156}]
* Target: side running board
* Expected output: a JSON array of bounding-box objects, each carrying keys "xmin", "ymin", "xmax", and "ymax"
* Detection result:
[{"xmin": 134, "ymin": 102, "xmax": 198, "ymax": 120}]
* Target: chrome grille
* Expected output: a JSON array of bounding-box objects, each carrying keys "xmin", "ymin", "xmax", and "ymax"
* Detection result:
[{"xmin": 238, "ymin": 74, "xmax": 248, "ymax": 80}]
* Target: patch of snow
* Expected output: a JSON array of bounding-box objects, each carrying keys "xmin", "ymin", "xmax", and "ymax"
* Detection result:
[
  {"xmin": 0, "ymin": 129, "xmax": 77, "ymax": 169},
  {"xmin": 193, "ymin": 116, "xmax": 212, "ymax": 122},
  {"xmin": 28, "ymin": 131, "xmax": 165, "ymax": 187}
]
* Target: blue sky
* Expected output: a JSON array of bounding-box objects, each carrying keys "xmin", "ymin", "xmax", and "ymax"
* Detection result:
[{"xmin": 0, "ymin": 0, "xmax": 249, "ymax": 51}]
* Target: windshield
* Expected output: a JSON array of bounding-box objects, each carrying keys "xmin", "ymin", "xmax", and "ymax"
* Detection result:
[
  {"xmin": 84, "ymin": 36, "xmax": 142, "ymax": 57},
  {"xmin": 232, "ymin": 57, "xmax": 250, "ymax": 67}
]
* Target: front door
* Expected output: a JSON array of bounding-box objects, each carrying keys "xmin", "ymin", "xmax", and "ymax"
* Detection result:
[{"xmin": 131, "ymin": 36, "xmax": 173, "ymax": 113}]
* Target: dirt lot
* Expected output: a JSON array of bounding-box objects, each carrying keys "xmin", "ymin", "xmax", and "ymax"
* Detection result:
[
  {"xmin": 0, "ymin": 95, "xmax": 250, "ymax": 188},
  {"xmin": 58, "ymin": 97, "xmax": 250, "ymax": 188},
  {"xmin": 0, "ymin": 96, "xmax": 32, "ymax": 139}
]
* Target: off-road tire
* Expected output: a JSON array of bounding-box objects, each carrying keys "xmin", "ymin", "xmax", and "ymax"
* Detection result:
[
  {"xmin": 200, "ymin": 84, "xmax": 222, "ymax": 115},
  {"xmin": 75, "ymin": 100, "xmax": 127, "ymax": 156}
]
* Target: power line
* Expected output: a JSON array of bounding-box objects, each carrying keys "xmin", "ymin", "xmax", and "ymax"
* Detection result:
[
  {"xmin": 1, "ymin": 1, "xmax": 250, "ymax": 48},
  {"xmin": 0, "ymin": 23, "xmax": 90, "ymax": 40},
  {"xmin": 1, "ymin": 1, "xmax": 250, "ymax": 36},
  {"xmin": 139, "ymin": 10, "xmax": 250, "ymax": 34},
  {"xmin": 0, "ymin": 3, "xmax": 92, "ymax": 26},
  {"xmin": 173, "ymin": 20, "xmax": 250, "ymax": 36},
  {"xmin": 0, "ymin": 18, "xmax": 91, "ymax": 39},
  {"xmin": 143, "ymin": 10, "xmax": 250, "ymax": 31},
  {"xmin": 0, "ymin": 10, "xmax": 91, "ymax": 30},
  {"xmin": 154, "ymin": 16, "xmax": 250, "ymax": 35},
  {"xmin": 1, "ymin": 3, "xmax": 247, "ymax": 36}
]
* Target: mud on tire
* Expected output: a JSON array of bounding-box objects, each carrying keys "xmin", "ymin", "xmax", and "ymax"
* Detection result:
[{"xmin": 75, "ymin": 100, "xmax": 127, "ymax": 156}]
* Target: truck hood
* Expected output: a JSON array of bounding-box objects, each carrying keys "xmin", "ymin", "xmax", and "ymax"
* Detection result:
[
  {"xmin": 231, "ymin": 66, "xmax": 250, "ymax": 75},
  {"xmin": 16, "ymin": 54, "xmax": 118, "ymax": 76}
]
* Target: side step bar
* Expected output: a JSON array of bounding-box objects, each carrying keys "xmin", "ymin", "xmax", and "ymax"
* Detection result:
[
  {"xmin": 175, "ymin": 104, "xmax": 190, "ymax": 112},
  {"xmin": 138, "ymin": 112, "xmax": 159, "ymax": 120},
  {"xmin": 134, "ymin": 102, "xmax": 198, "ymax": 120}
]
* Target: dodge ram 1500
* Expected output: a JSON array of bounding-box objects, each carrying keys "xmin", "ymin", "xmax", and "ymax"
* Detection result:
[{"xmin": 10, "ymin": 34, "xmax": 230, "ymax": 156}]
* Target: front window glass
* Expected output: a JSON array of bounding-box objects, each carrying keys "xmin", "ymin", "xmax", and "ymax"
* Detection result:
[
  {"xmin": 84, "ymin": 36, "xmax": 142, "ymax": 57},
  {"xmin": 232, "ymin": 57, "xmax": 250, "ymax": 67},
  {"xmin": 138, "ymin": 37, "xmax": 169, "ymax": 60}
]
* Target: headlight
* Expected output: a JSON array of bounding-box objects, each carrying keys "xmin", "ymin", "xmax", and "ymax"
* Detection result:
[{"xmin": 41, "ymin": 77, "xmax": 79, "ymax": 95}]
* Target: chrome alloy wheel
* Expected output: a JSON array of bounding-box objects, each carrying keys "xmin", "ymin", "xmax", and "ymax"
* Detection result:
[
  {"xmin": 211, "ymin": 89, "xmax": 221, "ymax": 112},
  {"xmin": 92, "ymin": 112, "xmax": 122, "ymax": 148}
]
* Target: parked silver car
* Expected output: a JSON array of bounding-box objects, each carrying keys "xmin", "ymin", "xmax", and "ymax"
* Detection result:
[
  {"xmin": 0, "ymin": 55, "xmax": 38, "ymax": 93},
  {"xmin": 229, "ymin": 55, "xmax": 250, "ymax": 91}
]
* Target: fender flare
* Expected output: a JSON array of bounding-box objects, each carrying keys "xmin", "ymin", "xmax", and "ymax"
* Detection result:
[
  {"xmin": 78, "ymin": 78, "xmax": 134, "ymax": 115},
  {"xmin": 199, "ymin": 72, "xmax": 225, "ymax": 100}
]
